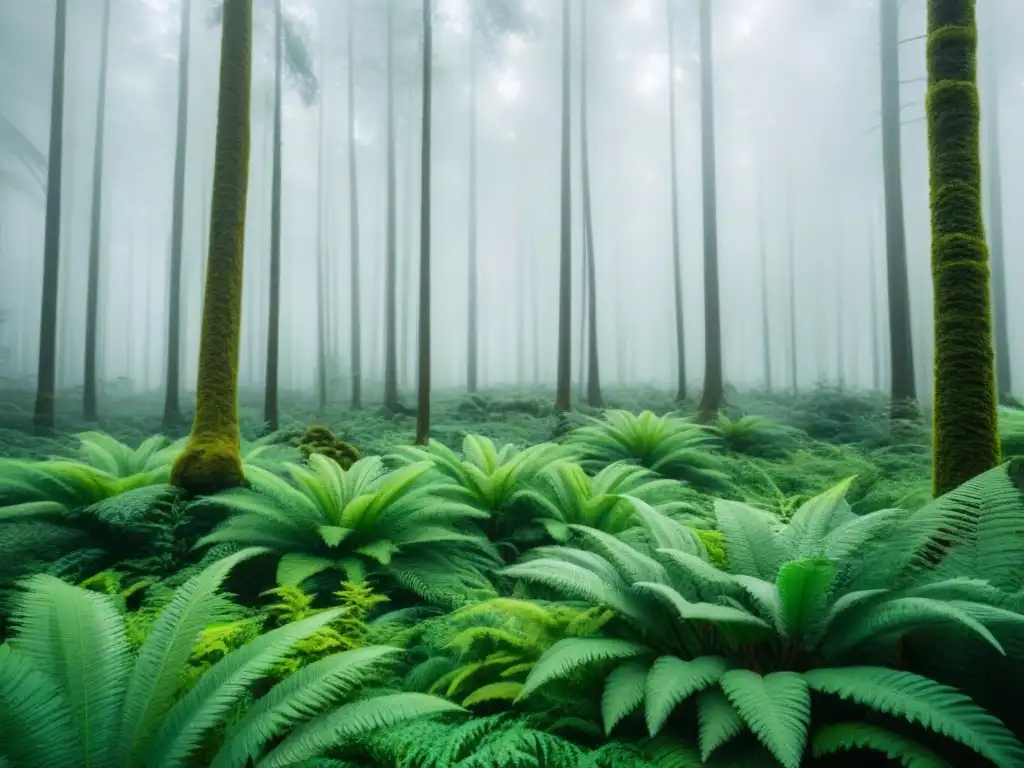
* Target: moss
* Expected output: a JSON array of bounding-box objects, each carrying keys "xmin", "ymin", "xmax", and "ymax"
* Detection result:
[
  {"xmin": 298, "ymin": 424, "xmax": 361, "ymax": 470},
  {"xmin": 925, "ymin": 0, "xmax": 999, "ymax": 496},
  {"xmin": 170, "ymin": 0, "xmax": 252, "ymax": 496}
]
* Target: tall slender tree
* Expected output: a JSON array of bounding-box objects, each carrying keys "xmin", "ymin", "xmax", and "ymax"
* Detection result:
[
  {"xmin": 696, "ymin": 0, "xmax": 724, "ymax": 420},
  {"xmin": 162, "ymin": 0, "xmax": 193, "ymax": 430},
  {"xmin": 926, "ymin": 0, "xmax": 999, "ymax": 495},
  {"xmin": 554, "ymin": 0, "xmax": 572, "ymax": 412},
  {"xmin": 466, "ymin": 21, "xmax": 479, "ymax": 394},
  {"xmin": 347, "ymin": 0, "xmax": 362, "ymax": 410},
  {"xmin": 263, "ymin": 0, "xmax": 284, "ymax": 431},
  {"xmin": 580, "ymin": 0, "xmax": 601, "ymax": 408},
  {"xmin": 382, "ymin": 0, "xmax": 401, "ymax": 412},
  {"xmin": 980, "ymin": 3, "xmax": 1010, "ymax": 401},
  {"xmin": 415, "ymin": 0, "xmax": 433, "ymax": 445},
  {"xmin": 32, "ymin": 0, "xmax": 68, "ymax": 436},
  {"xmin": 315, "ymin": 33, "xmax": 328, "ymax": 411},
  {"xmin": 787, "ymin": 162, "xmax": 798, "ymax": 394},
  {"xmin": 666, "ymin": 0, "xmax": 686, "ymax": 403},
  {"xmin": 756, "ymin": 177, "xmax": 772, "ymax": 393},
  {"xmin": 879, "ymin": 0, "xmax": 917, "ymax": 419},
  {"xmin": 83, "ymin": 0, "xmax": 112, "ymax": 422},
  {"xmin": 171, "ymin": 0, "xmax": 253, "ymax": 494}
]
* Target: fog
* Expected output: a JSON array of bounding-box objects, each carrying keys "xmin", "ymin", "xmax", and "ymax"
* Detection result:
[{"xmin": 1, "ymin": 0, "xmax": 1023, "ymax": 410}]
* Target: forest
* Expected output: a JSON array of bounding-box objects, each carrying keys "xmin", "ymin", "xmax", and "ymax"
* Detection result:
[{"xmin": 1, "ymin": 0, "xmax": 1024, "ymax": 766}]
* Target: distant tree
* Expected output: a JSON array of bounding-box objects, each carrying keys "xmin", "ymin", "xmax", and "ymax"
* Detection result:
[
  {"xmin": 666, "ymin": 0, "xmax": 686, "ymax": 403},
  {"xmin": 756, "ymin": 175, "xmax": 772, "ymax": 393},
  {"xmin": 32, "ymin": 0, "xmax": 68, "ymax": 436},
  {"xmin": 415, "ymin": 0, "xmax": 434, "ymax": 445},
  {"xmin": 162, "ymin": 0, "xmax": 193, "ymax": 430},
  {"xmin": 315, "ymin": 35, "xmax": 328, "ymax": 412},
  {"xmin": 696, "ymin": 0, "xmax": 724, "ymax": 421},
  {"xmin": 580, "ymin": 0, "xmax": 601, "ymax": 408},
  {"xmin": 83, "ymin": 0, "xmax": 112, "ymax": 423},
  {"xmin": 383, "ymin": 0, "xmax": 401, "ymax": 413},
  {"xmin": 347, "ymin": 0, "xmax": 363, "ymax": 410},
  {"xmin": 979, "ymin": 3, "xmax": 1010, "ymax": 401},
  {"xmin": 879, "ymin": 0, "xmax": 917, "ymax": 420},
  {"xmin": 926, "ymin": 0, "xmax": 999, "ymax": 495},
  {"xmin": 787, "ymin": 161, "xmax": 798, "ymax": 395},
  {"xmin": 554, "ymin": 0, "xmax": 572, "ymax": 413},
  {"xmin": 171, "ymin": 0, "xmax": 253, "ymax": 494},
  {"xmin": 264, "ymin": 0, "xmax": 318, "ymax": 431}
]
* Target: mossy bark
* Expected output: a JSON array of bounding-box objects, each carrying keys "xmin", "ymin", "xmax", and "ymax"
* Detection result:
[
  {"xmin": 83, "ymin": 0, "xmax": 112, "ymax": 423},
  {"xmin": 554, "ymin": 0, "xmax": 572, "ymax": 413},
  {"xmin": 33, "ymin": 0, "xmax": 68, "ymax": 436},
  {"xmin": 926, "ymin": 0, "xmax": 1000, "ymax": 496},
  {"xmin": 171, "ymin": 0, "xmax": 252, "ymax": 496}
]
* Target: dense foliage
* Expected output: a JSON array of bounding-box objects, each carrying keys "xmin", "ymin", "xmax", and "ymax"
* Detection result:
[{"xmin": 3, "ymin": 386, "xmax": 1024, "ymax": 767}]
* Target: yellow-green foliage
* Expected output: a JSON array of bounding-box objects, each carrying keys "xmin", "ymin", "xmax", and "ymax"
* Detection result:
[
  {"xmin": 263, "ymin": 580, "xmax": 389, "ymax": 678},
  {"xmin": 426, "ymin": 598, "xmax": 612, "ymax": 707},
  {"xmin": 299, "ymin": 425, "xmax": 361, "ymax": 469},
  {"xmin": 693, "ymin": 528, "xmax": 726, "ymax": 565},
  {"xmin": 179, "ymin": 618, "xmax": 264, "ymax": 692},
  {"xmin": 926, "ymin": 0, "xmax": 999, "ymax": 495}
]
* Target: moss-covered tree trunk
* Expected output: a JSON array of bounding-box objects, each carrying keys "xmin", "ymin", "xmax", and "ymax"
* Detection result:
[
  {"xmin": 666, "ymin": 0, "xmax": 686, "ymax": 403},
  {"xmin": 979, "ymin": 4, "xmax": 1010, "ymax": 401},
  {"xmin": 580, "ymin": 0, "xmax": 601, "ymax": 409},
  {"xmin": 263, "ymin": 0, "xmax": 283, "ymax": 432},
  {"xmin": 83, "ymin": 0, "xmax": 112, "ymax": 423},
  {"xmin": 171, "ymin": 0, "xmax": 252, "ymax": 495},
  {"xmin": 466, "ymin": 24, "xmax": 479, "ymax": 395},
  {"xmin": 696, "ymin": 0, "xmax": 723, "ymax": 421},
  {"xmin": 162, "ymin": 0, "xmax": 192, "ymax": 431},
  {"xmin": 926, "ymin": 0, "xmax": 999, "ymax": 496},
  {"xmin": 554, "ymin": 0, "xmax": 572, "ymax": 413},
  {"xmin": 880, "ymin": 0, "xmax": 918, "ymax": 420},
  {"xmin": 415, "ymin": 0, "xmax": 433, "ymax": 445},
  {"xmin": 347, "ymin": 0, "xmax": 362, "ymax": 410},
  {"xmin": 32, "ymin": 0, "xmax": 68, "ymax": 436}
]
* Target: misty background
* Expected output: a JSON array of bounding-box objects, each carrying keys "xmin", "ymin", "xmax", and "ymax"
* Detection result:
[{"xmin": 1, "ymin": 0, "xmax": 1022, "ymax": 407}]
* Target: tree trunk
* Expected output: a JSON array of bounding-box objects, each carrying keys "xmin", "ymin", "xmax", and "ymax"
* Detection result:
[
  {"xmin": 980, "ymin": 5, "xmax": 1010, "ymax": 401},
  {"xmin": 347, "ymin": 1, "xmax": 362, "ymax": 410},
  {"xmin": 879, "ymin": 0, "xmax": 917, "ymax": 419},
  {"xmin": 787, "ymin": 163, "xmax": 798, "ymax": 395},
  {"xmin": 835, "ymin": 218, "xmax": 845, "ymax": 389},
  {"xmin": 33, "ymin": 0, "xmax": 68, "ymax": 436},
  {"xmin": 870, "ymin": 222, "xmax": 881, "ymax": 392},
  {"xmin": 666, "ymin": 0, "xmax": 686, "ymax": 403},
  {"xmin": 926, "ymin": 0, "xmax": 999, "ymax": 495},
  {"xmin": 696, "ymin": 0, "xmax": 723, "ymax": 420},
  {"xmin": 580, "ymin": 0, "xmax": 601, "ymax": 408},
  {"xmin": 383, "ymin": 0, "xmax": 400, "ymax": 412},
  {"xmin": 415, "ymin": 0, "xmax": 433, "ymax": 445},
  {"xmin": 757, "ymin": 175, "xmax": 772, "ymax": 393},
  {"xmin": 161, "ymin": 0, "xmax": 192, "ymax": 430},
  {"xmin": 554, "ymin": 0, "xmax": 572, "ymax": 412},
  {"xmin": 83, "ymin": 0, "xmax": 112, "ymax": 423},
  {"xmin": 171, "ymin": 0, "xmax": 252, "ymax": 494},
  {"xmin": 466, "ymin": 25, "xmax": 479, "ymax": 394},
  {"xmin": 315, "ymin": 42, "xmax": 328, "ymax": 411},
  {"xmin": 263, "ymin": 0, "xmax": 283, "ymax": 431}
]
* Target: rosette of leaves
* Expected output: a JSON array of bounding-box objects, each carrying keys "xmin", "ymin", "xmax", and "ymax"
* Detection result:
[
  {"xmin": 502, "ymin": 477, "xmax": 1024, "ymax": 767},
  {"xmin": 565, "ymin": 410, "xmax": 731, "ymax": 491},
  {"xmin": 198, "ymin": 455, "xmax": 500, "ymax": 608}
]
